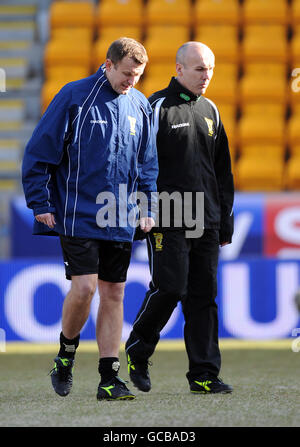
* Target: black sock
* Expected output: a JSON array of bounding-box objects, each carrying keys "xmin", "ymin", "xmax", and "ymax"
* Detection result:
[
  {"xmin": 58, "ymin": 331, "xmax": 80, "ymax": 360},
  {"xmin": 98, "ymin": 357, "xmax": 120, "ymax": 383}
]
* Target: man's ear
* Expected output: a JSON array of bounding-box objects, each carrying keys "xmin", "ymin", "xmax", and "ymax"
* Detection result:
[
  {"xmin": 105, "ymin": 59, "xmax": 113, "ymax": 72},
  {"xmin": 176, "ymin": 62, "xmax": 183, "ymax": 77}
]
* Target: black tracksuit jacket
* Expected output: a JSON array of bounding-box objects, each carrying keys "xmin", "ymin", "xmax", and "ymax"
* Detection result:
[{"xmin": 149, "ymin": 77, "xmax": 234, "ymax": 244}]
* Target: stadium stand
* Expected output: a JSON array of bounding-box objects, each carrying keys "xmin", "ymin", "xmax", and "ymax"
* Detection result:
[
  {"xmin": 193, "ymin": 0, "xmax": 242, "ymax": 25},
  {"xmin": 0, "ymin": 0, "xmax": 300, "ymax": 258},
  {"xmin": 96, "ymin": 0, "xmax": 144, "ymax": 27},
  {"xmin": 241, "ymin": 0, "xmax": 291, "ymax": 25},
  {"xmin": 291, "ymin": 0, "xmax": 300, "ymax": 24},
  {"xmin": 144, "ymin": 0, "xmax": 192, "ymax": 26},
  {"xmin": 194, "ymin": 24, "xmax": 241, "ymax": 63}
]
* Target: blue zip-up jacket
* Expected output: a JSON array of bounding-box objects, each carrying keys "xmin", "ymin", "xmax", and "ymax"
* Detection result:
[{"xmin": 22, "ymin": 65, "xmax": 158, "ymax": 242}]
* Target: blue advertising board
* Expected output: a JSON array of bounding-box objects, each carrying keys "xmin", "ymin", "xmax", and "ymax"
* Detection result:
[{"xmin": 1, "ymin": 258, "xmax": 299, "ymax": 342}]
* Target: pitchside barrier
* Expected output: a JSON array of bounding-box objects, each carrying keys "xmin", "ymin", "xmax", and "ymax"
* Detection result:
[
  {"xmin": 0, "ymin": 258, "xmax": 300, "ymax": 342},
  {"xmin": 1, "ymin": 191, "xmax": 300, "ymax": 342}
]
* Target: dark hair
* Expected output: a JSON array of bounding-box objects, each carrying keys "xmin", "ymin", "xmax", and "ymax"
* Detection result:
[{"xmin": 106, "ymin": 37, "xmax": 148, "ymax": 65}]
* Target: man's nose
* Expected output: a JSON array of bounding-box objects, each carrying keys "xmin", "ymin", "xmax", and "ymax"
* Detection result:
[{"xmin": 128, "ymin": 77, "xmax": 135, "ymax": 86}]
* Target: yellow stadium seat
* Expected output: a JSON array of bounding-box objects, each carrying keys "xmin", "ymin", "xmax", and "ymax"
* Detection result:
[
  {"xmin": 217, "ymin": 103, "xmax": 237, "ymax": 155},
  {"xmin": 239, "ymin": 143, "xmax": 285, "ymax": 160},
  {"xmin": 141, "ymin": 78, "xmax": 168, "ymax": 98},
  {"xmin": 97, "ymin": 26, "xmax": 142, "ymax": 41},
  {"xmin": 235, "ymin": 156, "xmax": 284, "ymax": 191},
  {"xmin": 285, "ymin": 156, "xmax": 300, "ymax": 189},
  {"xmin": 144, "ymin": 25, "xmax": 190, "ymax": 62},
  {"xmin": 194, "ymin": 25, "xmax": 240, "ymax": 63},
  {"xmin": 49, "ymin": 1, "xmax": 95, "ymax": 29},
  {"xmin": 241, "ymin": 25, "xmax": 288, "ymax": 63},
  {"xmin": 145, "ymin": 0, "xmax": 192, "ymax": 26},
  {"xmin": 241, "ymin": 0, "xmax": 290, "ymax": 25},
  {"xmin": 193, "ymin": 0, "xmax": 241, "ymax": 25},
  {"xmin": 290, "ymin": 25, "xmax": 300, "ymax": 64},
  {"xmin": 289, "ymin": 143, "xmax": 300, "ymax": 157},
  {"xmin": 239, "ymin": 63, "xmax": 288, "ymax": 104},
  {"xmin": 45, "ymin": 65, "xmax": 90, "ymax": 82},
  {"xmin": 96, "ymin": 0, "xmax": 144, "ymax": 27},
  {"xmin": 44, "ymin": 38, "xmax": 92, "ymax": 71},
  {"xmin": 204, "ymin": 63, "xmax": 238, "ymax": 104},
  {"xmin": 287, "ymin": 104, "xmax": 300, "ymax": 145},
  {"xmin": 93, "ymin": 27, "xmax": 143, "ymax": 70},
  {"xmin": 291, "ymin": 0, "xmax": 300, "ymax": 25},
  {"xmin": 141, "ymin": 63, "xmax": 176, "ymax": 97},
  {"xmin": 50, "ymin": 26, "xmax": 94, "ymax": 42},
  {"xmin": 237, "ymin": 103, "xmax": 286, "ymax": 146}
]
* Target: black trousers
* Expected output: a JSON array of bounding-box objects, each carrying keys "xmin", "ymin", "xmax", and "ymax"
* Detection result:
[{"xmin": 125, "ymin": 228, "xmax": 221, "ymax": 382}]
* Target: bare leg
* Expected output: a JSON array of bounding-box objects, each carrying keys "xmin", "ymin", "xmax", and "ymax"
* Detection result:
[
  {"xmin": 96, "ymin": 280, "xmax": 125, "ymax": 358},
  {"xmin": 62, "ymin": 274, "xmax": 98, "ymax": 339}
]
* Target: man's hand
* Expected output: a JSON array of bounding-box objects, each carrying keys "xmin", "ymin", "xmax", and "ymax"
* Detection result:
[
  {"xmin": 220, "ymin": 242, "xmax": 230, "ymax": 247},
  {"xmin": 35, "ymin": 212, "xmax": 56, "ymax": 229},
  {"xmin": 140, "ymin": 217, "xmax": 155, "ymax": 233}
]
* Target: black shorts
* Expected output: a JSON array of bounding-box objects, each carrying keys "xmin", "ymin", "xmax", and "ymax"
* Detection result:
[{"xmin": 59, "ymin": 235, "xmax": 132, "ymax": 282}]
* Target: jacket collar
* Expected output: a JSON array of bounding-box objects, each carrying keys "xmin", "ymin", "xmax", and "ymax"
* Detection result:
[
  {"xmin": 95, "ymin": 63, "xmax": 118, "ymax": 95},
  {"xmin": 168, "ymin": 77, "xmax": 200, "ymax": 102}
]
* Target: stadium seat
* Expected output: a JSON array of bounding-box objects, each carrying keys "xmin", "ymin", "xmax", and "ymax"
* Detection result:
[
  {"xmin": 285, "ymin": 156, "xmax": 300, "ymax": 189},
  {"xmin": 237, "ymin": 103, "xmax": 286, "ymax": 146},
  {"xmin": 46, "ymin": 65, "xmax": 90, "ymax": 82},
  {"xmin": 143, "ymin": 25, "xmax": 190, "ymax": 62},
  {"xmin": 141, "ymin": 63, "xmax": 176, "ymax": 97},
  {"xmin": 291, "ymin": 0, "xmax": 300, "ymax": 25},
  {"xmin": 144, "ymin": 0, "xmax": 192, "ymax": 26},
  {"xmin": 290, "ymin": 25, "xmax": 300, "ymax": 65},
  {"xmin": 49, "ymin": 1, "xmax": 95, "ymax": 29},
  {"xmin": 241, "ymin": 25, "xmax": 288, "ymax": 63},
  {"xmin": 96, "ymin": 0, "xmax": 144, "ymax": 27},
  {"xmin": 50, "ymin": 26, "xmax": 94, "ymax": 43},
  {"xmin": 194, "ymin": 25, "xmax": 240, "ymax": 63},
  {"xmin": 234, "ymin": 156, "xmax": 284, "ymax": 191},
  {"xmin": 93, "ymin": 26, "xmax": 142, "ymax": 70},
  {"xmin": 241, "ymin": 0, "xmax": 290, "ymax": 25},
  {"xmin": 287, "ymin": 104, "xmax": 300, "ymax": 145},
  {"xmin": 204, "ymin": 63, "xmax": 238, "ymax": 104},
  {"xmin": 239, "ymin": 63, "xmax": 288, "ymax": 104},
  {"xmin": 217, "ymin": 103, "xmax": 237, "ymax": 156},
  {"xmin": 193, "ymin": 0, "xmax": 241, "ymax": 25},
  {"xmin": 44, "ymin": 38, "xmax": 92, "ymax": 72},
  {"xmin": 238, "ymin": 143, "xmax": 285, "ymax": 160}
]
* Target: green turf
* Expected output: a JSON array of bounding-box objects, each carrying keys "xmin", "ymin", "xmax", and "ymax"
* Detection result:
[{"xmin": 1, "ymin": 348, "xmax": 300, "ymax": 427}]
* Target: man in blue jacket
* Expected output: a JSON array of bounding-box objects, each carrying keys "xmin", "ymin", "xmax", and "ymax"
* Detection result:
[{"xmin": 22, "ymin": 37, "xmax": 158, "ymax": 401}]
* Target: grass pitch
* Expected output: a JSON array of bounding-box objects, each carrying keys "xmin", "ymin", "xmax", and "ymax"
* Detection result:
[{"xmin": 1, "ymin": 341, "xmax": 300, "ymax": 428}]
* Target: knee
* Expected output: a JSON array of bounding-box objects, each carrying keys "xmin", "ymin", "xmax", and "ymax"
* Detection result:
[
  {"xmin": 71, "ymin": 278, "xmax": 97, "ymax": 303},
  {"xmin": 99, "ymin": 281, "xmax": 125, "ymax": 305}
]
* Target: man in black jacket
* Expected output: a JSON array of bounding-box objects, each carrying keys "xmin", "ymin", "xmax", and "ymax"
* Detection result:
[{"xmin": 126, "ymin": 42, "xmax": 234, "ymax": 394}]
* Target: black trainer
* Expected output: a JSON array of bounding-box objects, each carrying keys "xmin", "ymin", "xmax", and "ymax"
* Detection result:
[
  {"xmin": 49, "ymin": 356, "xmax": 74, "ymax": 397},
  {"xmin": 97, "ymin": 376, "xmax": 136, "ymax": 401},
  {"xmin": 127, "ymin": 354, "xmax": 151, "ymax": 392},
  {"xmin": 190, "ymin": 376, "xmax": 233, "ymax": 394}
]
